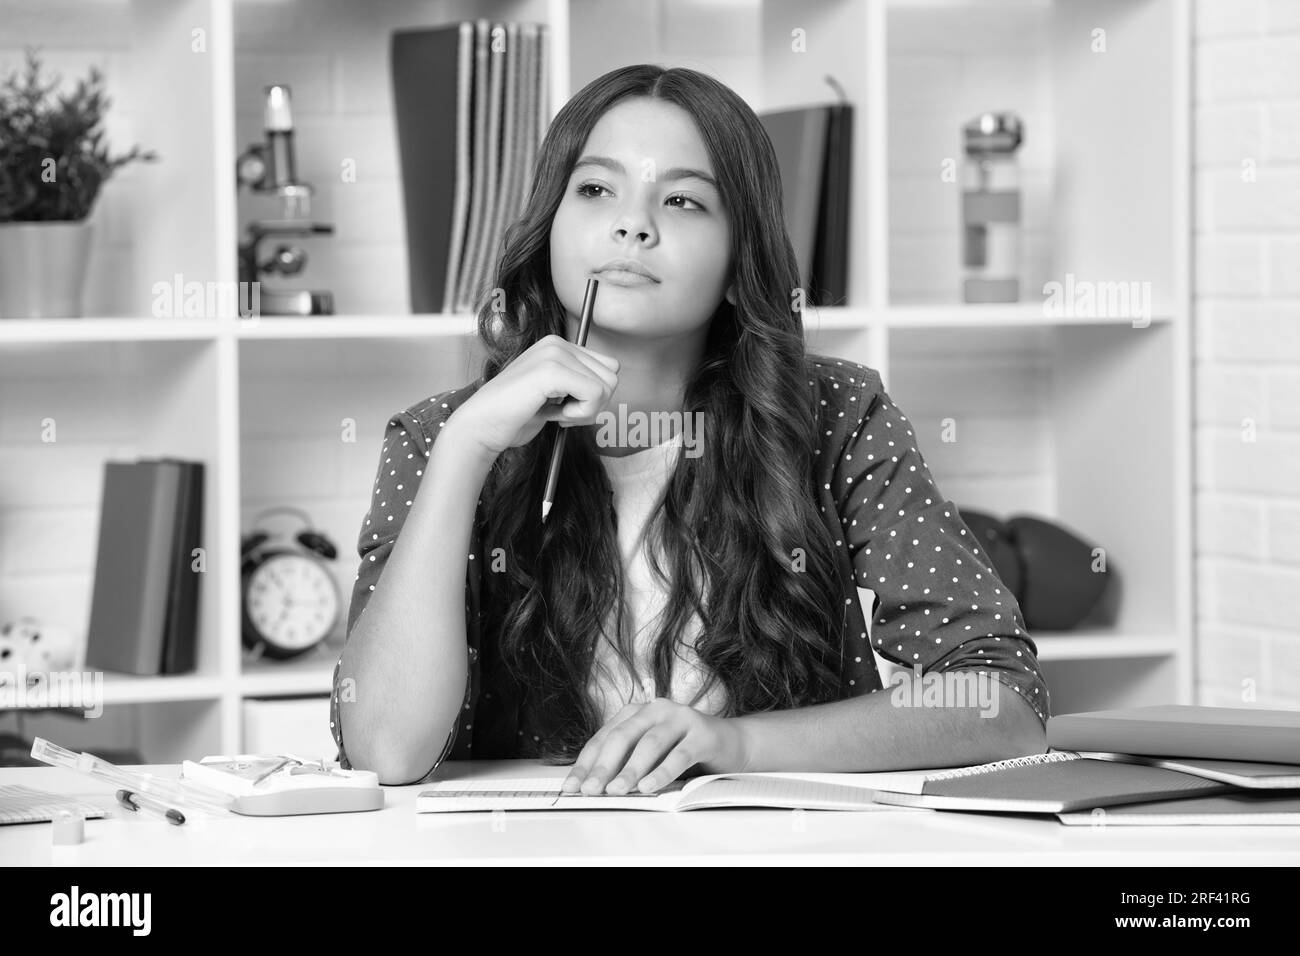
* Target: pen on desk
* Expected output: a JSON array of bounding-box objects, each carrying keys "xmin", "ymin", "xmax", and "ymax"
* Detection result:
[
  {"xmin": 541, "ymin": 277, "xmax": 599, "ymax": 524},
  {"xmin": 116, "ymin": 789, "xmax": 186, "ymax": 826}
]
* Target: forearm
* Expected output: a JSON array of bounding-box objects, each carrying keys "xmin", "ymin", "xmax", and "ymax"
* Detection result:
[
  {"xmin": 734, "ymin": 675, "xmax": 1047, "ymax": 773},
  {"xmin": 338, "ymin": 419, "xmax": 496, "ymax": 784}
]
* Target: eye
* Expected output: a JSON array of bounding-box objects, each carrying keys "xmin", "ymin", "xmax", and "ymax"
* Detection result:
[
  {"xmin": 574, "ymin": 182, "xmax": 706, "ymax": 212},
  {"xmin": 667, "ymin": 194, "xmax": 705, "ymax": 212}
]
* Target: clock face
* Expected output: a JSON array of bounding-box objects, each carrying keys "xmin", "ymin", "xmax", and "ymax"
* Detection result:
[{"xmin": 246, "ymin": 553, "xmax": 339, "ymax": 651}]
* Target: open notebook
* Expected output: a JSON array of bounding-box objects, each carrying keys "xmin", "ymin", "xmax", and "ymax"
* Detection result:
[
  {"xmin": 418, "ymin": 770, "xmax": 935, "ymax": 813},
  {"xmin": 0, "ymin": 785, "xmax": 109, "ymax": 826}
]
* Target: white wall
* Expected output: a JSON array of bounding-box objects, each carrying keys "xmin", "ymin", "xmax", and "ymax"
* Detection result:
[{"xmin": 1192, "ymin": 0, "xmax": 1300, "ymax": 708}]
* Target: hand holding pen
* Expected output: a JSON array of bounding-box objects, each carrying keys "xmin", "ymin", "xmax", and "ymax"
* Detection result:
[{"xmin": 436, "ymin": 278, "xmax": 616, "ymax": 501}]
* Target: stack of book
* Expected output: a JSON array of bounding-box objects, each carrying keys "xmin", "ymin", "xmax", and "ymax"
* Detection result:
[
  {"xmin": 391, "ymin": 20, "xmax": 549, "ymax": 315},
  {"xmin": 869, "ymin": 705, "xmax": 1300, "ymax": 825},
  {"xmin": 85, "ymin": 458, "xmax": 204, "ymax": 676}
]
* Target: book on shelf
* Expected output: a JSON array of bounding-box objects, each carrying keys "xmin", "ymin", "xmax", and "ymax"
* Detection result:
[
  {"xmin": 392, "ymin": 18, "xmax": 548, "ymax": 316},
  {"xmin": 757, "ymin": 101, "xmax": 853, "ymax": 308},
  {"xmin": 85, "ymin": 458, "xmax": 203, "ymax": 676}
]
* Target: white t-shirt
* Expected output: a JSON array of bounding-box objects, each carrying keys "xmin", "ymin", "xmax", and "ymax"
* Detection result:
[{"xmin": 585, "ymin": 431, "xmax": 730, "ymax": 725}]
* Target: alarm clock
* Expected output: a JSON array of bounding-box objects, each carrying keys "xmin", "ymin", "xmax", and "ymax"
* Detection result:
[{"xmin": 240, "ymin": 506, "xmax": 341, "ymax": 660}]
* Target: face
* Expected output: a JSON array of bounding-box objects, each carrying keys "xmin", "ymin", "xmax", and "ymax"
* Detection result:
[{"xmin": 549, "ymin": 97, "xmax": 735, "ymax": 342}]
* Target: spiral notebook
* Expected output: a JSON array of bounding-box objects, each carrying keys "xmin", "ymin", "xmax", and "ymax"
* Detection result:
[
  {"xmin": 867, "ymin": 751, "xmax": 1236, "ymax": 814},
  {"xmin": 417, "ymin": 772, "xmax": 919, "ymax": 813},
  {"xmin": 0, "ymin": 785, "xmax": 109, "ymax": 826}
]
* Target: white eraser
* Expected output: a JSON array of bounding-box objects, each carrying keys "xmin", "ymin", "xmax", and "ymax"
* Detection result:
[{"xmin": 52, "ymin": 809, "xmax": 84, "ymax": 846}]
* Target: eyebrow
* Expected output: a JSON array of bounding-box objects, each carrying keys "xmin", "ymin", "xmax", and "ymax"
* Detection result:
[{"xmin": 572, "ymin": 155, "xmax": 719, "ymax": 191}]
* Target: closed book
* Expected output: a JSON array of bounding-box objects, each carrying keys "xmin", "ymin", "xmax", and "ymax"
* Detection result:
[
  {"xmin": 810, "ymin": 103, "xmax": 852, "ymax": 306},
  {"xmin": 1046, "ymin": 705, "xmax": 1300, "ymax": 765},
  {"xmin": 1077, "ymin": 751, "xmax": 1300, "ymax": 789},
  {"xmin": 86, "ymin": 459, "xmax": 184, "ymax": 675},
  {"xmin": 455, "ymin": 20, "xmax": 493, "ymax": 312},
  {"xmin": 758, "ymin": 105, "xmax": 829, "ymax": 294},
  {"xmin": 867, "ymin": 751, "xmax": 1233, "ymax": 814},
  {"xmin": 1058, "ymin": 791, "xmax": 1300, "ymax": 826},
  {"xmin": 465, "ymin": 19, "xmax": 507, "ymax": 311},
  {"xmin": 445, "ymin": 21, "xmax": 475, "ymax": 314},
  {"xmin": 515, "ymin": 24, "xmax": 539, "ymax": 221},
  {"xmin": 533, "ymin": 24, "xmax": 550, "ymax": 176},
  {"xmin": 391, "ymin": 22, "xmax": 473, "ymax": 314},
  {"xmin": 155, "ymin": 458, "xmax": 203, "ymax": 674},
  {"xmin": 486, "ymin": 22, "xmax": 521, "ymax": 285}
]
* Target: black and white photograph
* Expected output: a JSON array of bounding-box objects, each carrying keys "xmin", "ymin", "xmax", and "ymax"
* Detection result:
[{"xmin": 0, "ymin": 0, "xmax": 1295, "ymax": 919}]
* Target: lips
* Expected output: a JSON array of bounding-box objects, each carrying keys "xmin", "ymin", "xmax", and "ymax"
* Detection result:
[{"xmin": 596, "ymin": 259, "xmax": 660, "ymax": 281}]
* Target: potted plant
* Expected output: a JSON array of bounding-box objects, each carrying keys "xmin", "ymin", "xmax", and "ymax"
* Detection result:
[{"xmin": 0, "ymin": 47, "xmax": 156, "ymax": 318}]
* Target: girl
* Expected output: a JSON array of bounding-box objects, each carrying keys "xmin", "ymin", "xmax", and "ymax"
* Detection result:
[{"xmin": 331, "ymin": 65, "xmax": 1050, "ymax": 792}]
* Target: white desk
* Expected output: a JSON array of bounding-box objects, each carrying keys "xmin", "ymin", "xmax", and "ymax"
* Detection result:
[{"xmin": 4, "ymin": 762, "xmax": 1300, "ymax": 865}]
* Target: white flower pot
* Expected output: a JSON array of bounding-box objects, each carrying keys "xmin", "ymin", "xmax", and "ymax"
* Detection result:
[{"xmin": 0, "ymin": 221, "xmax": 94, "ymax": 319}]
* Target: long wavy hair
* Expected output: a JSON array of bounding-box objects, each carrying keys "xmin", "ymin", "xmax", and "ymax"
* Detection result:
[{"xmin": 472, "ymin": 64, "xmax": 848, "ymax": 764}]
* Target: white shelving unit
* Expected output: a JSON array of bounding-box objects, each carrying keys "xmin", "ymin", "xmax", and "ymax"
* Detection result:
[{"xmin": 0, "ymin": 0, "xmax": 1191, "ymax": 761}]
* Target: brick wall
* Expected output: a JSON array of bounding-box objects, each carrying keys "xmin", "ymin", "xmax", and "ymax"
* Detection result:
[{"xmin": 1193, "ymin": 0, "xmax": 1300, "ymax": 707}]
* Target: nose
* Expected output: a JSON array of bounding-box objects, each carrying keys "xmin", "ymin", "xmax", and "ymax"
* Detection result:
[
  {"xmin": 611, "ymin": 195, "xmax": 657, "ymax": 245},
  {"xmin": 614, "ymin": 224, "xmax": 652, "ymax": 243}
]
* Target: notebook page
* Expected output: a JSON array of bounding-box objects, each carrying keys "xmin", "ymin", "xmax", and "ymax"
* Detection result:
[
  {"xmin": 426, "ymin": 775, "xmax": 946, "ymax": 806},
  {"xmin": 679, "ymin": 775, "xmax": 912, "ymax": 811},
  {"xmin": 0, "ymin": 785, "xmax": 110, "ymax": 825}
]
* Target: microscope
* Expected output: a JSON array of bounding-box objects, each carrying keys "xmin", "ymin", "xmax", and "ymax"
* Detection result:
[{"xmin": 236, "ymin": 85, "xmax": 335, "ymax": 315}]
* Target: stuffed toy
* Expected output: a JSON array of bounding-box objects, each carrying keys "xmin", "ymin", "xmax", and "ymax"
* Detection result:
[{"xmin": 0, "ymin": 617, "xmax": 81, "ymax": 689}]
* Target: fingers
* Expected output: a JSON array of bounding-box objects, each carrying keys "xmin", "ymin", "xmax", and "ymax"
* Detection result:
[
  {"xmin": 625, "ymin": 742, "xmax": 697, "ymax": 795},
  {"xmin": 538, "ymin": 334, "xmax": 620, "ymax": 383},
  {"xmin": 536, "ymin": 356, "xmax": 616, "ymax": 426},
  {"xmin": 561, "ymin": 703, "xmax": 642, "ymax": 793},
  {"xmin": 538, "ymin": 361, "xmax": 608, "ymax": 425},
  {"xmin": 562, "ymin": 700, "xmax": 690, "ymax": 796},
  {"xmin": 606, "ymin": 724, "xmax": 690, "ymax": 795}
]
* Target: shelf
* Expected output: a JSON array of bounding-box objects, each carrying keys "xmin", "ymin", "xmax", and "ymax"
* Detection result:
[
  {"xmin": 1031, "ymin": 632, "xmax": 1178, "ymax": 662},
  {"xmin": 884, "ymin": 304, "xmax": 1174, "ymax": 329},
  {"xmin": 0, "ymin": 671, "xmax": 231, "ymax": 709},
  {"xmin": 239, "ymin": 651, "xmax": 340, "ymax": 698},
  {"xmin": 800, "ymin": 307, "xmax": 874, "ymax": 332},
  {"xmin": 0, "ymin": 306, "xmax": 1172, "ymax": 345},
  {"xmin": 237, "ymin": 315, "xmax": 479, "ymax": 339},
  {"xmin": 0, "ymin": 319, "xmax": 224, "ymax": 343},
  {"xmin": 99, "ymin": 671, "xmax": 228, "ymax": 705},
  {"xmin": 0, "ymin": 0, "xmax": 1192, "ymax": 761}
]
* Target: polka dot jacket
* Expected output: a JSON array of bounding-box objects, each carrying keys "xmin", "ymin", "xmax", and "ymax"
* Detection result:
[{"xmin": 329, "ymin": 354, "xmax": 1051, "ymax": 784}]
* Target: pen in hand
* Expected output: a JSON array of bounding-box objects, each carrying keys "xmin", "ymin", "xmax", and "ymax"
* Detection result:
[
  {"xmin": 116, "ymin": 788, "xmax": 186, "ymax": 826},
  {"xmin": 541, "ymin": 277, "xmax": 599, "ymax": 524}
]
